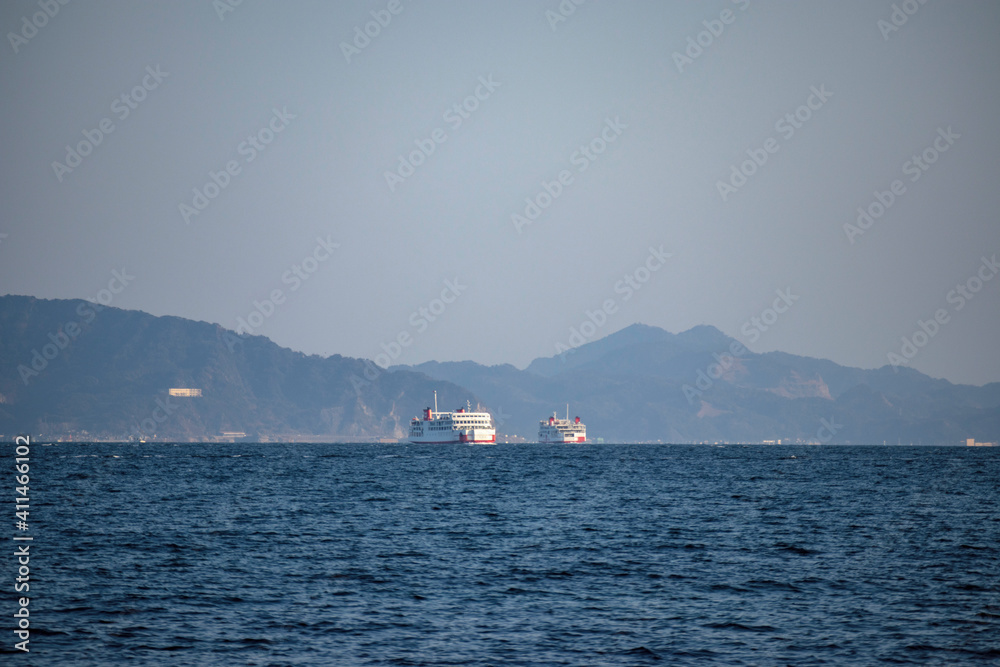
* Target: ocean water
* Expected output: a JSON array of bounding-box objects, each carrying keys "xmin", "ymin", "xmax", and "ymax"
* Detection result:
[{"xmin": 11, "ymin": 443, "xmax": 1000, "ymax": 665}]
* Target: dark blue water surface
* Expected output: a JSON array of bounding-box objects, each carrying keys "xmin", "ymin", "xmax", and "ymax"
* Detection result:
[{"xmin": 10, "ymin": 443, "xmax": 1000, "ymax": 665}]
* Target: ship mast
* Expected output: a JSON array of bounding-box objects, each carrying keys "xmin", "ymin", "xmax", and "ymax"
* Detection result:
[{"xmin": 434, "ymin": 390, "xmax": 438, "ymax": 415}]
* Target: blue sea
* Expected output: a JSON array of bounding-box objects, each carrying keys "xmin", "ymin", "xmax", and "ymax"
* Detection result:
[{"xmin": 10, "ymin": 443, "xmax": 1000, "ymax": 665}]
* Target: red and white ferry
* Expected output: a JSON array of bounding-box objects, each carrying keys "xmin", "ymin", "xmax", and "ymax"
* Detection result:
[
  {"xmin": 538, "ymin": 407, "xmax": 586, "ymax": 443},
  {"xmin": 408, "ymin": 391, "xmax": 496, "ymax": 444}
]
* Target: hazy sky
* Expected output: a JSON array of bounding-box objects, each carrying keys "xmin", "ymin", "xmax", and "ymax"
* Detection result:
[{"xmin": 2, "ymin": 1, "xmax": 999, "ymax": 385}]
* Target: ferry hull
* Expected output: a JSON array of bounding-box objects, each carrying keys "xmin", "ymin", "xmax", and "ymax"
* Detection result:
[
  {"xmin": 539, "ymin": 435, "xmax": 586, "ymax": 444},
  {"xmin": 408, "ymin": 432, "xmax": 496, "ymax": 444}
]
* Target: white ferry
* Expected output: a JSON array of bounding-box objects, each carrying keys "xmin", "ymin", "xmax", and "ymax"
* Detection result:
[
  {"xmin": 408, "ymin": 391, "xmax": 496, "ymax": 444},
  {"xmin": 538, "ymin": 407, "xmax": 586, "ymax": 443}
]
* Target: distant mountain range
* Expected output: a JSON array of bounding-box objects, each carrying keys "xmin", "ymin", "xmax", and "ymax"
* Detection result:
[
  {"xmin": 398, "ymin": 324, "xmax": 1000, "ymax": 444},
  {"xmin": 1, "ymin": 295, "xmax": 998, "ymax": 443},
  {"xmin": 0, "ymin": 295, "xmax": 473, "ymax": 441}
]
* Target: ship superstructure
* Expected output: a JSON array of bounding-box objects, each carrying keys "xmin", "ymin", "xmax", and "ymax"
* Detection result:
[
  {"xmin": 408, "ymin": 391, "xmax": 496, "ymax": 444},
  {"xmin": 538, "ymin": 406, "xmax": 586, "ymax": 443}
]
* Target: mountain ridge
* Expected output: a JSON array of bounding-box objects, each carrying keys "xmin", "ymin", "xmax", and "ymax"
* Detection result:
[
  {"xmin": 1, "ymin": 294, "xmax": 997, "ymax": 443},
  {"xmin": 399, "ymin": 322, "xmax": 1000, "ymax": 444},
  {"xmin": 0, "ymin": 294, "xmax": 476, "ymax": 441}
]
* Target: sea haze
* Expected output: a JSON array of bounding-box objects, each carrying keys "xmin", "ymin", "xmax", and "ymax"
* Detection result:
[{"xmin": 23, "ymin": 442, "xmax": 1000, "ymax": 665}]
